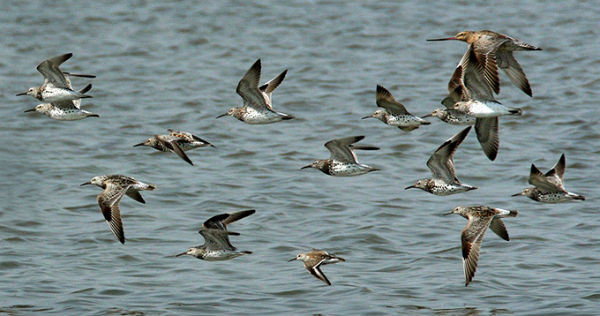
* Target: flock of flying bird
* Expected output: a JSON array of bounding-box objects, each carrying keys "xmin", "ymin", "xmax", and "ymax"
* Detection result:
[{"xmin": 17, "ymin": 30, "xmax": 586, "ymax": 287}]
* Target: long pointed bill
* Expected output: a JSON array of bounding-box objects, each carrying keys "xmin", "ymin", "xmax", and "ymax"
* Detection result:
[
  {"xmin": 133, "ymin": 142, "xmax": 145, "ymax": 147},
  {"xmin": 511, "ymin": 192, "xmax": 523, "ymax": 197},
  {"xmin": 422, "ymin": 113, "xmax": 432, "ymax": 118},
  {"xmin": 175, "ymin": 251, "xmax": 188, "ymax": 257},
  {"xmin": 216, "ymin": 113, "xmax": 228, "ymax": 119},
  {"xmin": 16, "ymin": 92, "xmax": 28, "ymax": 96},
  {"xmin": 361, "ymin": 115, "xmax": 373, "ymax": 119},
  {"xmin": 443, "ymin": 211, "xmax": 454, "ymax": 216},
  {"xmin": 426, "ymin": 37, "xmax": 458, "ymax": 41},
  {"xmin": 288, "ymin": 258, "xmax": 297, "ymax": 262},
  {"xmin": 300, "ymin": 165, "xmax": 312, "ymax": 170},
  {"xmin": 24, "ymin": 108, "xmax": 36, "ymax": 113},
  {"xmin": 80, "ymin": 181, "xmax": 91, "ymax": 186},
  {"xmin": 404, "ymin": 185, "xmax": 416, "ymax": 190}
]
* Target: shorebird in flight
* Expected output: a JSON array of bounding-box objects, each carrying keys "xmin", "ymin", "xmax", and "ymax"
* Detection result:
[
  {"xmin": 289, "ymin": 249, "xmax": 345, "ymax": 286},
  {"xmin": 176, "ymin": 210, "xmax": 255, "ymax": 261},
  {"xmin": 445, "ymin": 205, "xmax": 518, "ymax": 286},
  {"xmin": 512, "ymin": 153, "xmax": 585, "ymax": 203},
  {"xmin": 24, "ymin": 77, "xmax": 98, "ymax": 120},
  {"xmin": 302, "ymin": 135, "xmax": 379, "ymax": 176},
  {"xmin": 135, "ymin": 129, "xmax": 215, "ymax": 166},
  {"xmin": 81, "ymin": 175, "xmax": 156, "ymax": 244},
  {"xmin": 434, "ymin": 42, "xmax": 522, "ymax": 161},
  {"xmin": 406, "ymin": 126, "xmax": 477, "ymax": 195},
  {"xmin": 428, "ymin": 30, "xmax": 542, "ymax": 97},
  {"xmin": 17, "ymin": 53, "xmax": 93, "ymax": 103},
  {"xmin": 217, "ymin": 59, "xmax": 293, "ymax": 124},
  {"xmin": 362, "ymin": 85, "xmax": 430, "ymax": 131}
]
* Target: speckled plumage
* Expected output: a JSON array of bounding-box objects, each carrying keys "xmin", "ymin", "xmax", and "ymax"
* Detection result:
[
  {"xmin": 135, "ymin": 129, "xmax": 215, "ymax": 165},
  {"xmin": 217, "ymin": 59, "xmax": 293, "ymax": 124},
  {"xmin": 16, "ymin": 53, "xmax": 93, "ymax": 103},
  {"xmin": 512, "ymin": 154, "xmax": 585, "ymax": 203},
  {"xmin": 406, "ymin": 127, "xmax": 476, "ymax": 195},
  {"xmin": 302, "ymin": 135, "xmax": 379, "ymax": 176},
  {"xmin": 176, "ymin": 210, "xmax": 255, "ymax": 261},
  {"xmin": 24, "ymin": 82, "xmax": 98, "ymax": 120},
  {"xmin": 362, "ymin": 85, "xmax": 430, "ymax": 131},
  {"xmin": 423, "ymin": 108, "xmax": 476, "ymax": 125},
  {"xmin": 447, "ymin": 205, "xmax": 518, "ymax": 286},
  {"xmin": 81, "ymin": 175, "xmax": 156, "ymax": 244}
]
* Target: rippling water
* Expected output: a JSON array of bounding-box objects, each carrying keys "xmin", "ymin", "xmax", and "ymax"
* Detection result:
[{"xmin": 1, "ymin": 1, "xmax": 599, "ymax": 315}]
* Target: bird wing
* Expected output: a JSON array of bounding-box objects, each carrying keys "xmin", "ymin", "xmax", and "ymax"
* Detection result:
[
  {"xmin": 125, "ymin": 189, "xmax": 146, "ymax": 204},
  {"xmin": 199, "ymin": 228, "xmax": 236, "ymax": 251},
  {"xmin": 259, "ymin": 69, "xmax": 287, "ymax": 110},
  {"xmin": 489, "ymin": 217, "xmax": 510, "ymax": 241},
  {"xmin": 199, "ymin": 210, "xmax": 255, "ymax": 250},
  {"xmin": 459, "ymin": 44, "xmax": 498, "ymax": 100},
  {"xmin": 236, "ymin": 59, "xmax": 270, "ymax": 111},
  {"xmin": 474, "ymin": 117, "xmax": 499, "ymax": 161},
  {"xmin": 427, "ymin": 126, "xmax": 471, "ymax": 183},
  {"xmin": 529, "ymin": 164, "xmax": 564, "ymax": 193},
  {"xmin": 461, "ymin": 214, "xmax": 494, "ymax": 286},
  {"xmin": 471, "ymin": 39, "xmax": 506, "ymax": 95},
  {"xmin": 495, "ymin": 49, "xmax": 532, "ymax": 97},
  {"xmin": 308, "ymin": 259, "xmax": 332, "ymax": 285},
  {"xmin": 97, "ymin": 183, "xmax": 131, "ymax": 244},
  {"xmin": 544, "ymin": 153, "xmax": 566, "ymax": 189},
  {"xmin": 36, "ymin": 53, "xmax": 72, "ymax": 89},
  {"xmin": 156, "ymin": 136, "xmax": 193, "ymax": 166},
  {"xmin": 375, "ymin": 85, "xmax": 409, "ymax": 115},
  {"xmin": 324, "ymin": 136, "xmax": 364, "ymax": 163}
]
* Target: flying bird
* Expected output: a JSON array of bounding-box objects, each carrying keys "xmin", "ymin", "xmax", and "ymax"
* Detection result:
[
  {"xmin": 289, "ymin": 249, "xmax": 345, "ymax": 286},
  {"xmin": 512, "ymin": 153, "xmax": 585, "ymax": 203},
  {"xmin": 217, "ymin": 59, "xmax": 293, "ymax": 124},
  {"xmin": 302, "ymin": 135, "xmax": 379, "ymax": 176},
  {"xmin": 176, "ymin": 210, "xmax": 255, "ymax": 261},
  {"xmin": 81, "ymin": 175, "xmax": 156, "ymax": 244},
  {"xmin": 446, "ymin": 205, "xmax": 518, "ymax": 286}
]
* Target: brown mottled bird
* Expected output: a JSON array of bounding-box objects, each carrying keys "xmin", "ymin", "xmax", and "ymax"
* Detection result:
[
  {"xmin": 512, "ymin": 153, "xmax": 585, "ymax": 203},
  {"xmin": 81, "ymin": 175, "xmax": 156, "ymax": 244},
  {"xmin": 428, "ymin": 30, "xmax": 542, "ymax": 97},
  {"xmin": 289, "ymin": 249, "xmax": 345, "ymax": 285},
  {"xmin": 446, "ymin": 205, "xmax": 518, "ymax": 286}
]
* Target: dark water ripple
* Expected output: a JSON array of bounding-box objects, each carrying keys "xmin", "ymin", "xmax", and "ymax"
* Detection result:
[{"xmin": 0, "ymin": 0, "xmax": 599, "ymax": 315}]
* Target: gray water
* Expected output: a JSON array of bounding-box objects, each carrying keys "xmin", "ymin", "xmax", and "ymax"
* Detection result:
[{"xmin": 1, "ymin": 1, "xmax": 599, "ymax": 315}]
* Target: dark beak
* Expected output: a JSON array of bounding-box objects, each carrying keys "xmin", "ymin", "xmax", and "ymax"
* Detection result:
[
  {"xmin": 443, "ymin": 211, "xmax": 454, "ymax": 216},
  {"xmin": 80, "ymin": 181, "xmax": 91, "ymax": 186},
  {"xmin": 216, "ymin": 113, "xmax": 228, "ymax": 119},
  {"xmin": 404, "ymin": 185, "xmax": 416, "ymax": 190},
  {"xmin": 175, "ymin": 251, "xmax": 188, "ymax": 257},
  {"xmin": 426, "ymin": 37, "xmax": 458, "ymax": 41},
  {"xmin": 24, "ymin": 108, "xmax": 36, "ymax": 113},
  {"xmin": 511, "ymin": 192, "xmax": 522, "ymax": 197},
  {"xmin": 288, "ymin": 258, "xmax": 297, "ymax": 262},
  {"xmin": 361, "ymin": 115, "xmax": 373, "ymax": 119},
  {"xmin": 300, "ymin": 164, "xmax": 312, "ymax": 170},
  {"xmin": 422, "ymin": 113, "xmax": 432, "ymax": 118},
  {"xmin": 133, "ymin": 142, "xmax": 145, "ymax": 147},
  {"xmin": 16, "ymin": 92, "xmax": 28, "ymax": 96}
]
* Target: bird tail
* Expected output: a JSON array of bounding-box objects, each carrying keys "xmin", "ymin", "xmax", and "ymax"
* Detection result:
[
  {"xmin": 571, "ymin": 193, "xmax": 585, "ymax": 201},
  {"xmin": 507, "ymin": 210, "xmax": 519, "ymax": 217},
  {"xmin": 146, "ymin": 184, "xmax": 157, "ymax": 190}
]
